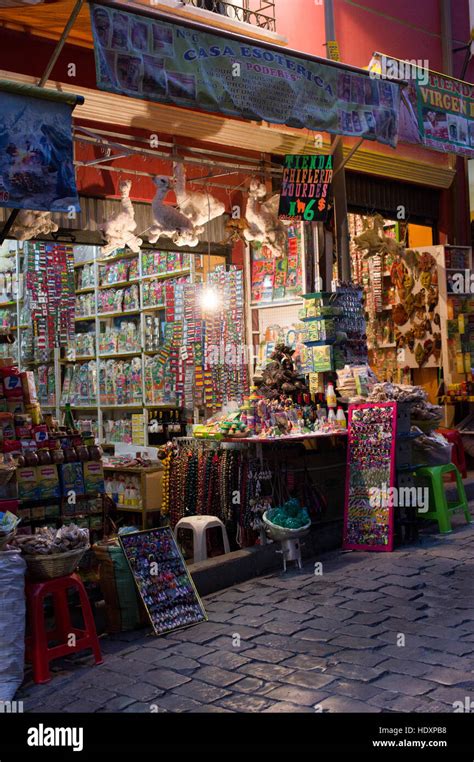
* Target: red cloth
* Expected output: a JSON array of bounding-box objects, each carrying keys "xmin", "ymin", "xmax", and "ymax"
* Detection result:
[{"xmin": 437, "ymin": 429, "xmax": 467, "ymax": 479}]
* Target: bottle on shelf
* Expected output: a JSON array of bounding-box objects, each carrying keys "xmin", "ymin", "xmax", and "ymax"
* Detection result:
[
  {"xmin": 64, "ymin": 402, "xmax": 78, "ymax": 433},
  {"xmin": 328, "ymin": 408, "xmax": 336, "ymax": 425},
  {"xmin": 326, "ymin": 382, "xmax": 337, "ymax": 409},
  {"xmin": 336, "ymin": 406, "xmax": 347, "ymax": 428}
]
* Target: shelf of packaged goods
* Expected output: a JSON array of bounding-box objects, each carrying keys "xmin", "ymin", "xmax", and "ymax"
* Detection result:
[
  {"xmin": 141, "ymin": 304, "xmax": 165, "ymax": 312},
  {"xmin": 60, "ymin": 404, "xmax": 98, "ymax": 410},
  {"xmin": 97, "ymin": 251, "xmax": 139, "ymax": 264},
  {"xmin": 24, "ymin": 359, "xmax": 55, "ymax": 366},
  {"xmin": 141, "ymin": 269, "xmax": 190, "ymax": 282},
  {"xmin": 104, "ymin": 465, "xmax": 161, "ymax": 474},
  {"xmin": 0, "ymin": 300, "xmax": 17, "ymax": 308},
  {"xmin": 74, "ymin": 259, "xmax": 95, "ymax": 269},
  {"xmin": 63, "ymin": 356, "xmax": 96, "ymax": 363},
  {"xmin": 97, "ymin": 309, "xmax": 140, "ymax": 319},
  {"xmin": 75, "ymin": 286, "xmax": 95, "ymax": 294},
  {"xmin": 98, "ymin": 280, "xmax": 139, "ymax": 290},
  {"xmin": 75, "ymin": 315, "xmax": 96, "ymax": 322},
  {"xmin": 100, "ymin": 404, "xmax": 143, "ymax": 410},
  {"xmin": 250, "ymin": 299, "xmax": 303, "ymax": 309},
  {"xmin": 144, "ymin": 403, "xmax": 181, "ymax": 409},
  {"xmin": 98, "ymin": 351, "xmax": 142, "ymax": 360}
]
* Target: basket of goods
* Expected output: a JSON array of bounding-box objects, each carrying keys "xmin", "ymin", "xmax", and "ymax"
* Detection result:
[
  {"xmin": 263, "ymin": 499, "xmax": 311, "ymax": 542},
  {"xmin": 0, "ymin": 510, "xmax": 21, "ymax": 550},
  {"xmin": 11, "ymin": 525, "xmax": 90, "ymax": 580}
]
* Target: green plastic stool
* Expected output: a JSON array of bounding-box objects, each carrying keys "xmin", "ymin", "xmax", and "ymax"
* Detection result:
[{"xmin": 414, "ymin": 464, "xmax": 471, "ymax": 534}]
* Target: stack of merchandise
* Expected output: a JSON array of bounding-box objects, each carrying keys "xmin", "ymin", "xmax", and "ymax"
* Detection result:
[
  {"xmin": 24, "ymin": 242, "xmax": 75, "ymax": 357},
  {"xmin": 144, "ymin": 266, "xmax": 248, "ymax": 410},
  {"xmin": 61, "ymin": 362, "xmax": 97, "ymax": 406}
]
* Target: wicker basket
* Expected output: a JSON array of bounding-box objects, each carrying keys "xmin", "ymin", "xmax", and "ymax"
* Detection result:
[
  {"xmin": 24, "ymin": 545, "xmax": 90, "ymax": 580},
  {"xmin": 0, "ymin": 531, "xmax": 15, "ymax": 551}
]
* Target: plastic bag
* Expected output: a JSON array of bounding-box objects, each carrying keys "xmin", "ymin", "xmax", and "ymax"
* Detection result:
[
  {"xmin": 0, "ymin": 550, "xmax": 26, "ymax": 700},
  {"xmin": 413, "ymin": 429, "xmax": 452, "ymax": 467}
]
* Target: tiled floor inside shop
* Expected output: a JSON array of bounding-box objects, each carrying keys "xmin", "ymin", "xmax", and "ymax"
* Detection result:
[{"xmin": 19, "ymin": 512, "xmax": 474, "ymax": 713}]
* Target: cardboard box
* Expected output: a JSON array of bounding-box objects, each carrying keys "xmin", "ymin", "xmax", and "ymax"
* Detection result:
[
  {"xmin": 59, "ymin": 462, "xmax": 85, "ymax": 497},
  {"xmin": 83, "ymin": 461, "xmax": 105, "ymax": 494},
  {"xmin": 21, "ymin": 371, "xmax": 38, "ymax": 404},
  {"xmin": 17, "ymin": 466, "xmax": 40, "ymax": 500},
  {"xmin": 37, "ymin": 464, "xmax": 61, "ymax": 499}
]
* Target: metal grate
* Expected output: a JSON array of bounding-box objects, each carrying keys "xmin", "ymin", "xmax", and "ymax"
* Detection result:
[{"xmin": 182, "ymin": 0, "xmax": 276, "ymax": 31}]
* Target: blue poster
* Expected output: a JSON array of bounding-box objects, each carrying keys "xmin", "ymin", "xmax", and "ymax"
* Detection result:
[
  {"xmin": 90, "ymin": 3, "xmax": 400, "ymax": 148},
  {"xmin": 0, "ymin": 91, "xmax": 79, "ymax": 212}
]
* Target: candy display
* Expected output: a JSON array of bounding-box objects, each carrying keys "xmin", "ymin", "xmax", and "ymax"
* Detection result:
[
  {"xmin": 343, "ymin": 402, "xmax": 397, "ymax": 551},
  {"xmin": 119, "ymin": 527, "xmax": 206, "ymax": 635}
]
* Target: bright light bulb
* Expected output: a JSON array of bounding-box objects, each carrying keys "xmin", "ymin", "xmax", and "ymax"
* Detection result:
[{"xmin": 199, "ymin": 286, "xmax": 221, "ymax": 312}]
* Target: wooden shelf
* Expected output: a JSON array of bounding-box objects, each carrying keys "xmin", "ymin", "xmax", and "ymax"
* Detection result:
[
  {"xmin": 74, "ymin": 259, "xmax": 95, "ymax": 269},
  {"xmin": 97, "ymin": 309, "xmax": 140, "ymax": 319},
  {"xmin": 141, "ymin": 269, "xmax": 190, "ymax": 281},
  {"xmin": 75, "ymin": 315, "xmax": 96, "ymax": 322},
  {"xmin": 64, "ymin": 355, "xmax": 95, "ymax": 362},
  {"xmin": 99, "ymin": 351, "xmax": 142, "ymax": 359},
  {"xmin": 98, "ymin": 280, "xmax": 139, "ymax": 290},
  {"xmin": 142, "ymin": 304, "xmax": 165, "ymax": 312},
  {"xmin": 76, "ymin": 286, "xmax": 95, "ymax": 294},
  {"xmin": 97, "ymin": 251, "xmax": 139, "ymax": 264}
]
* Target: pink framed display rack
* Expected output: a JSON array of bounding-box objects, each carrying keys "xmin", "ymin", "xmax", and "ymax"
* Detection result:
[{"xmin": 343, "ymin": 401, "xmax": 397, "ymax": 552}]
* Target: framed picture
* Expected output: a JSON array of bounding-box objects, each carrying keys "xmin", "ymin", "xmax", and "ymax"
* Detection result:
[{"xmin": 119, "ymin": 527, "xmax": 207, "ymax": 635}]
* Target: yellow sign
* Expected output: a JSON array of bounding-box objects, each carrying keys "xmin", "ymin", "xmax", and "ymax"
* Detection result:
[{"xmin": 326, "ymin": 41, "xmax": 340, "ymax": 62}]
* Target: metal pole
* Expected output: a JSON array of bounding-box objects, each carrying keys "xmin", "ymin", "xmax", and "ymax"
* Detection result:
[
  {"xmin": 324, "ymin": 0, "xmax": 350, "ymax": 282},
  {"xmin": 38, "ymin": 0, "xmax": 85, "ymax": 87}
]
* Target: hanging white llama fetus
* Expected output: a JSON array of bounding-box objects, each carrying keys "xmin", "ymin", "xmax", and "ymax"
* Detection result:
[
  {"xmin": 147, "ymin": 175, "xmax": 200, "ymax": 246},
  {"xmin": 173, "ymin": 162, "xmax": 225, "ymax": 228},
  {"xmin": 244, "ymin": 177, "xmax": 287, "ymax": 257},
  {"xmin": 99, "ymin": 179, "xmax": 143, "ymax": 257},
  {"xmin": 11, "ymin": 210, "xmax": 59, "ymax": 241}
]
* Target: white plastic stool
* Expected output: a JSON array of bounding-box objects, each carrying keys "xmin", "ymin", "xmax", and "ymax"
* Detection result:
[{"xmin": 174, "ymin": 515, "xmax": 230, "ymax": 562}]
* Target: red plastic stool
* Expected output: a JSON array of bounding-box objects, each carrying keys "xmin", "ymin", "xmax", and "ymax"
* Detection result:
[
  {"xmin": 437, "ymin": 429, "xmax": 467, "ymax": 481},
  {"xmin": 25, "ymin": 573, "xmax": 103, "ymax": 684}
]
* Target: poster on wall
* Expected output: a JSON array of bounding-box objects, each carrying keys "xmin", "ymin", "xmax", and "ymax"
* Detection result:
[
  {"xmin": 90, "ymin": 3, "xmax": 401, "ymax": 147},
  {"xmin": 119, "ymin": 527, "xmax": 207, "ymax": 636},
  {"xmin": 343, "ymin": 402, "xmax": 397, "ymax": 552},
  {"xmin": 278, "ymin": 154, "xmax": 333, "ymax": 221},
  {"xmin": 0, "ymin": 90, "xmax": 80, "ymax": 212}
]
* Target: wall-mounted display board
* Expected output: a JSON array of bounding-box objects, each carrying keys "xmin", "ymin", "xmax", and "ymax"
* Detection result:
[
  {"xmin": 343, "ymin": 401, "xmax": 397, "ymax": 552},
  {"xmin": 119, "ymin": 527, "xmax": 207, "ymax": 635}
]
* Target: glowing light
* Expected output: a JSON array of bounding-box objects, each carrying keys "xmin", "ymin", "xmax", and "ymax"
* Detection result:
[{"xmin": 199, "ymin": 285, "xmax": 221, "ymax": 312}]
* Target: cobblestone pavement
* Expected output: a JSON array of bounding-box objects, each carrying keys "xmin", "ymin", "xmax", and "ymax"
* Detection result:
[{"xmin": 20, "ymin": 518, "xmax": 474, "ymax": 714}]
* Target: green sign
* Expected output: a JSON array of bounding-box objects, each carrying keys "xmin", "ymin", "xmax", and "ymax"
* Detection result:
[
  {"xmin": 279, "ymin": 154, "xmax": 333, "ymax": 221},
  {"xmin": 90, "ymin": 3, "xmax": 400, "ymax": 147}
]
